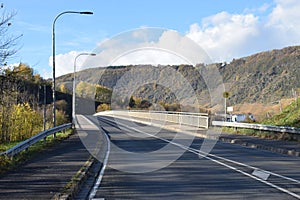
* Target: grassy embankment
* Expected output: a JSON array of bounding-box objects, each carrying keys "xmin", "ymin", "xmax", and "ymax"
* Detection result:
[
  {"xmin": 221, "ymin": 98, "xmax": 300, "ymax": 141},
  {"xmin": 262, "ymin": 98, "xmax": 300, "ymax": 128}
]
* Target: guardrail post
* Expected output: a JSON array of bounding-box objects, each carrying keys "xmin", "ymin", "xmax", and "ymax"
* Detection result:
[{"xmin": 179, "ymin": 114, "xmax": 181, "ymax": 126}]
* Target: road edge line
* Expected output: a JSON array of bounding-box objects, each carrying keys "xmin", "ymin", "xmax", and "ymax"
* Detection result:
[{"xmin": 86, "ymin": 115, "xmax": 111, "ymax": 200}]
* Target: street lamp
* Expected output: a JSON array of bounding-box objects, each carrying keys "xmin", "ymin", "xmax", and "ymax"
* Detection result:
[
  {"xmin": 72, "ymin": 53, "xmax": 96, "ymax": 126},
  {"xmin": 52, "ymin": 10, "xmax": 93, "ymax": 132},
  {"xmin": 223, "ymin": 91, "xmax": 230, "ymax": 121}
]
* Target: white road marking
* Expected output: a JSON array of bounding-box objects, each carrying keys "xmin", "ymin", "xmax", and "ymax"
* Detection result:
[
  {"xmin": 252, "ymin": 169, "xmax": 270, "ymax": 181},
  {"xmin": 78, "ymin": 115, "xmax": 111, "ymax": 200}
]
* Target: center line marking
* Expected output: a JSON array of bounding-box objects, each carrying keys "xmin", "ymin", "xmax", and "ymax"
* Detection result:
[{"xmin": 252, "ymin": 169, "xmax": 271, "ymax": 181}]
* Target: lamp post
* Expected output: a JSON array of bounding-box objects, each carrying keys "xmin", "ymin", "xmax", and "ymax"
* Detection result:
[
  {"xmin": 52, "ymin": 11, "xmax": 93, "ymax": 133},
  {"xmin": 223, "ymin": 91, "xmax": 230, "ymax": 121},
  {"xmin": 72, "ymin": 53, "xmax": 96, "ymax": 126}
]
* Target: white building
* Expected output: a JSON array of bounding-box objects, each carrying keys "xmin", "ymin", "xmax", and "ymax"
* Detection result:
[{"xmin": 231, "ymin": 114, "xmax": 255, "ymax": 122}]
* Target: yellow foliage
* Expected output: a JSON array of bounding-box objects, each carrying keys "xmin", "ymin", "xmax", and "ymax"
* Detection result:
[
  {"xmin": 12, "ymin": 63, "xmax": 34, "ymax": 80},
  {"xmin": 59, "ymin": 84, "xmax": 68, "ymax": 93},
  {"xmin": 8, "ymin": 103, "xmax": 42, "ymax": 141},
  {"xmin": 96, "ymin": 103, "xmax": 111, "ymax": 112},
  {"xmin": 56, "ymin": 110, "xmax": 68, "ymax": 126},
  {"xmin": 75, "ymin": 81, "xmax": 96, "ymax": 98}
]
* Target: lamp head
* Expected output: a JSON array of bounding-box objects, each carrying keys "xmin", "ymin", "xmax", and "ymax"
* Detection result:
[{"xmin": 80, "ymin": 11, "xmax": 93, "ymax": 15}]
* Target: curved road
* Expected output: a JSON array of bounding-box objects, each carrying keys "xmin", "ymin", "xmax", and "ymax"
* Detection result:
[{"xmin": 89, "ymin": 115, "xmax": 300, "ymax": 200}]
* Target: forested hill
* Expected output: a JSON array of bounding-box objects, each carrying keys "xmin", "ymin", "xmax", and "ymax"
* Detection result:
[
  {"xmin": 220, "ymin": 46, "xmax": 300, "ymax": 104},
  {"xmin": 57, "ymin": 45, "xmax": 300, "ymax": 107}
]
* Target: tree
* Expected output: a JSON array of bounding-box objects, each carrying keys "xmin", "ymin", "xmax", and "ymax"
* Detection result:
[
  {"xmin": 59, "ymin": 84, "xmax": 69, "ymax": 93},
  {"xmin": 96, "ymin": 103, "xmax": 111, "ymax": 112},
  {"xmin": 0, "ymin": 63, "xmax": 46, "ymax": 143},
  {"xmin": 75, "ymin": 81, "xmax": 95, "ymax": 99},
  {"xmin": 12, "ymin": 63, "xmax": 34, "ymax": 80},
  {"xmin": 95, "ymin": 85, "xmax": 112, "ymax": 103},
  {"xmin": 140, "ymin": 99, "xmax": 151, "ymax": 109},
  {"xmin": 134, "ymin": 97, "xmax": 142, "ymax": 108},
  {"xmin": 5, "ymin": 103, "xmax": 42, "ymax": 142},
  {"xmin": 56, "ymin": 99, "xmax": 68, "ymax": 111},
  {"xmin": 75, "ymin": 81, "xmax": 88, "ymax": 97},
  {"xmin": 55, "ymin": 109, "xmax": 68, "ymax": 126},
  {"xmin": 0, "ymin": 4, "xmax": 22, "ymax": 67},
  {"xmin": 129, "ymin": 96, "xmax": 135, "ymax": 108}
]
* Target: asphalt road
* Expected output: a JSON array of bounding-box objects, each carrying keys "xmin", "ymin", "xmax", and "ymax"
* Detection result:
[{"xmin": 91, "ymin": 116, "xmax": 300, "ymax": 200}]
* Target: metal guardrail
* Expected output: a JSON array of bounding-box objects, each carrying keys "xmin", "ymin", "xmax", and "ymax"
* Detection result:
[
  {"xmin": 0, "ymin": 123, "xmax": 72, "ymax": 157},
  {"xmin": 212, "ymin": 121, "xmax": 300, "ymax": 135}
]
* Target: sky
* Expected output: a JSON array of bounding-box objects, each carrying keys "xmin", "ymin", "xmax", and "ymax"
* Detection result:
[{"xmin": 3, "ymin": 0, "xmax": 300, "ymax": 78}]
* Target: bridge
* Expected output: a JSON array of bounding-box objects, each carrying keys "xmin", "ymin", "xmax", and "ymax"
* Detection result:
[{"xmin": 0, "ymin": 111, "xmax": 300, "ymax": 199}]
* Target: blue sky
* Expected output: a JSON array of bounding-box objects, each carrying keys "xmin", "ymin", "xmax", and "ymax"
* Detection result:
[{"xmin": 3, "ymin": 0, "xmax": 300, "ymax": 78}]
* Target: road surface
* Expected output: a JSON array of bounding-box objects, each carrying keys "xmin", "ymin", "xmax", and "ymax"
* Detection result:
[{"xmin": 90, "ymin": 115, "xmax": 300, "ymax": 200}]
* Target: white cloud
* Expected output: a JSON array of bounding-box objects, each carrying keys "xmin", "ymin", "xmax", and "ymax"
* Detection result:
[
  {"xmin": 186, "ymin": 0, "xmax": 300, "ymax": 62},
  {"xmin": 41, "ymin": 69, "xmax": 52, "ymax": 79},
  {"xmin": 3, "ymin": 63, "xmax": 20, "ymax": 71},
  {"xmin": 49, "ymin": 51, "xmax": 96, "ymax": 77},
  {"xmin": 17, "ymin": 21, "xmax": 50, "ymax": 33},
  {"xmin": 186, "ymin": 12, "xmax": 260, "ymax": 62},
  {"xmin": 258, "ymin": 3, "xmax": 271, "ymax": 13},
  {"xmin": 80, "ymin": 29, "xmax": 210, "ymax": 71},
  {"xmin": 266, "ymin": 0, "xmax": 300, "ymax": 44},
  {"xmin": 50, "ymin": 0, "xmax": 300, "ymax": 76}
]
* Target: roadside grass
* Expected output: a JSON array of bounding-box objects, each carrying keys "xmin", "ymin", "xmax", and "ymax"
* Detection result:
[
  {"xmin": 215, "ymin": 98, "xmax": 300, "ymax": 142},
  {"xmin": 0, "ymin": 129, "xmax": 73, "ymax": 175},
  {"xmin": 262, "ymin": 98, "xmax": 300, "ymax": 128},
  {"xmin": 218, "ymin": 126, "xmax": 300, "ymax": 142},
  {"xmin": 0, "ymin": 142, "xmax": 20, "ymax": 152},
  {"xmin": 60, "ymin": 156, "xmax": 95, "ymax": 197}
]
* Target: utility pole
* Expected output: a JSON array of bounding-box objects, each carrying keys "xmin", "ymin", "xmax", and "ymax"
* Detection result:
[
  {"xmin": 43, "ymin": 85, "xmax": 47, "ymax": 131},
  {"xmin": 43, "ymin": 85, "xmax": 47, "ymax": 142}
]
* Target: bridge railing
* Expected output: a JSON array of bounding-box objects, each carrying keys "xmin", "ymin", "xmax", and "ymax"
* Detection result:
[
  {"xmin": 101, "ymin": 110, "xmax": 209, "ymax": 129},
  {"xmin": 98, "ymin": 110, "xmax": 300, "ymax": 134},
  {"xmin": 0, "ymin": 123, "xmax": 72, "ymax": 157}
]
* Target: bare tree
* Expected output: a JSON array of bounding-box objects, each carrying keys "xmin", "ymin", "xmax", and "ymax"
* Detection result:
[{"xmin": 0, "ymin": 4, "xmax": 22, "ymax": 67}]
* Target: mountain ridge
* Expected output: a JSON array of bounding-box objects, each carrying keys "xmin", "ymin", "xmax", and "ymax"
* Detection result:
[{"xmin": 57, "ymin": 45, "xmax": 300, "ymax": 108}]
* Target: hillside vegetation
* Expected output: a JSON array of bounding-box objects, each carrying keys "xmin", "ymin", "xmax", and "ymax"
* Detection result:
[
  {"xmin": 57, "ymin": 45, "xmax": 300, "ymax": 111},
  {"xmin": 220, "ymin": 46, "xmax": 300, "ymax": 104},
  {"xmin": 262, "ymin": 98, "xmax": 300, "ymax": 128}
]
